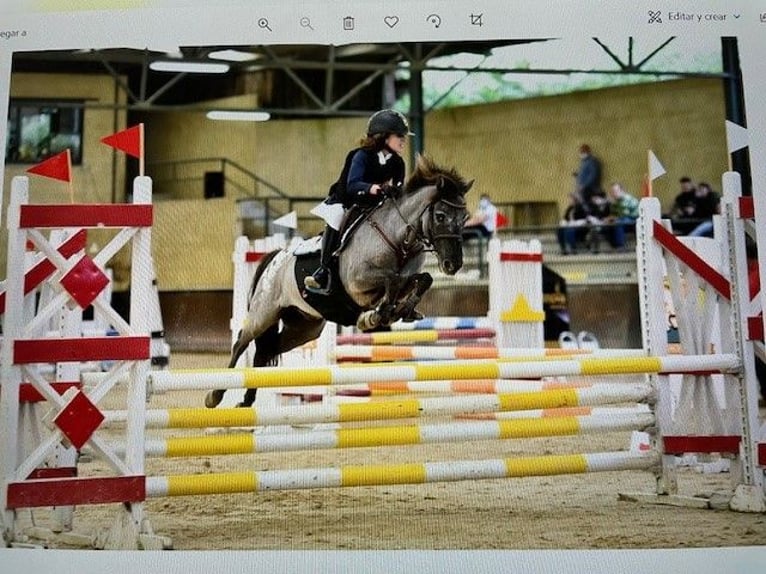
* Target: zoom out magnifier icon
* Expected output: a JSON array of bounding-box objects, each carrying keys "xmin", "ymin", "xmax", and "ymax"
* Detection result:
[
  {"xmin": 258, "ymin": 18, "xmax": 273, "ymax": 32},
  {"xmin": 300, "ymin": 17, "xmax": 314, "ymax": 30}
]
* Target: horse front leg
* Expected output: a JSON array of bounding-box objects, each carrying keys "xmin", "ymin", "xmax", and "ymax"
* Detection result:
[
  {"xmin": 377, "ymin": 273, "xmax": 408, "ymax": 326},
  {"xmin": 393, "ymin": 272, "xmax": 433, "ymax": 322},
  {"xmin": 355, "ymin": 274, "xmax": 405, "ymax": 331}
]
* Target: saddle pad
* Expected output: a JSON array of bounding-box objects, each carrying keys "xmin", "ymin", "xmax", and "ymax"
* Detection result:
[{"xmin": 293, "ymin": 251, "xmax": 362, "ymax": 327}]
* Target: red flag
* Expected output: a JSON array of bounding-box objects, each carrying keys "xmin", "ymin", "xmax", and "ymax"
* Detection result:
[
  {"xmin": 26, "ymin": 149, "xmax": 72, "ymax": 182},
  {"xmin": 101, "ymin": 124, "xmax": 143, "ymax": 158},
  {"xmin": 495, "ymin": 211, "xmax": 509, "ymax": 228}
]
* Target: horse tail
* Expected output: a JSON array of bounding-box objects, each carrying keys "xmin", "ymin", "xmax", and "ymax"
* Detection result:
[{"xmin": 247, "ymin": 248, "xmax": 282, "ymax": 310}]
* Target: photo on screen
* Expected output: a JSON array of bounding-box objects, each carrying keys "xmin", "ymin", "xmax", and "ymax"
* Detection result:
[{"xmin": 0, "ymin": 11, "xmax": 764, "ymax": 571}]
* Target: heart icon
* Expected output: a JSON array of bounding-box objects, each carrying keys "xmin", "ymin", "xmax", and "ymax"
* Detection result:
[{"xmin": 384, "ymin": 15, "xmax": 399, "ymax": 28}]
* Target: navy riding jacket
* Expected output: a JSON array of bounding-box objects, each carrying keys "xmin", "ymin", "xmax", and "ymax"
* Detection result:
[{"xmin": 328, "ymin": 148, "xmax": 406, "ymax": 209}]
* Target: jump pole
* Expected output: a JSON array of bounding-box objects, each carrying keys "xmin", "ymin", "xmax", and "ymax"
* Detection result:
[
  {"xmin": 336, "ymin": 328, "xmax": 495, "ymax": 346},
  {"xmin": 148, "ymin": 353, "xmax": 740, "ymax": 393},
  {"xmin": 144, "ymin": 450, "xmax": 659, "ymax": 498},
  {"xmin": 386, "ymin": 316, "xmax": 494, "ymax": 331},
  {"xmin": 334, "ymin": 345, "xmax": 647, "ymax": 362},
  {"xmin": 116, "ymin": 411, "xmax": 655, "ymax": 458},
  {"xmin": 104, "ymin": 382, "xmax": 653, "ymax": 429}
]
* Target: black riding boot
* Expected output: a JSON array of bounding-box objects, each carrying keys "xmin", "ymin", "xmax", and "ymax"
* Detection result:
[{"xmin": 304, "ymin": 226, "xmax": 339, "ymax": 295}]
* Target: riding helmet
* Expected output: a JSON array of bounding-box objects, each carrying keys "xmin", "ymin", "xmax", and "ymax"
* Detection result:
[{"xmin": 367, "ymin": 109, "xmax": 413, "ymax": 137}]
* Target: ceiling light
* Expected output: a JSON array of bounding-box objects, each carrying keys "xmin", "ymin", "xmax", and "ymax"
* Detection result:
[
  {"xmin": 206, "ymin": 110, "xmax": 271, "ymax": 122},
  {"xmin": 208, "ymin": 49, "xmax": 259, "ymax": 62},
  {"xmin": 149, "ymin": 61, "xmax": 230, "ymax": 73}
]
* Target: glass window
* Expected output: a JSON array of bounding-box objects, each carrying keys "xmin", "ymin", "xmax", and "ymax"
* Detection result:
[{"xmin": 5, "ymin": 100, "xmax": 84, "ymax": 164}]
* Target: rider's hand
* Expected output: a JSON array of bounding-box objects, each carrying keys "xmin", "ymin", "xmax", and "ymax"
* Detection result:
[{"xmin": 380, "ymin": 184, "xmax": 397, "ymax": 197}]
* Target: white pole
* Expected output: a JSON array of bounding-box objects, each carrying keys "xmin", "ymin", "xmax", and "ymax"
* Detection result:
[
  {"xmin": 636, "ymin": 196, "xmax": 676, "ymax": 495},
  {"xmin": 0, "ymin": 177, "xmax": 29, "ymax": 544}
]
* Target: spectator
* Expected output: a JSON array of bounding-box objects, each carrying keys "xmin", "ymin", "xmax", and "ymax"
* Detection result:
[
  {"xmin": 688, "ymin": 182, "xmax": 720, "ymax": 238},
  {"xmin": 605, "ymin": 182, "xmax": 640, "ymax": 251},
  {"xmin": 556, "ymin": 192, "xmax": 589, "ymax": 255},
  {"xmin": 584, "ymin": 191, "xmax": 611, "ymax": 253},
  {"xmin": 463, "ymin": 193, "xmax": 498, "ymax": 240},
  {"xmin": 669, "ymin": 176, "xmax": 698, "ymax": 234},
  {"xmin": 573, "ymin": 144, "xmax": 602, "ymax": 203}
]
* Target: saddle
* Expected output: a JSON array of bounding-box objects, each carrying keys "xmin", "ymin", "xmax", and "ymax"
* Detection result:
[{"xmin": 294, "ymin": 203, "xmax": 380, "ymax": 326}]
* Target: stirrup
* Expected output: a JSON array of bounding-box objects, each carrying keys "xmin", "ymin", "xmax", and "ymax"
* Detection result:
[
  {"xmin": 305, "ymin": 283, "xmax": 332, "ymax": 296},
  {"xmin": 304, "ymin": 275, "xmax": 321, "ymax": 289},
  {"xmin": 305, "ymin": 274, "xmax": 332, "ymax": 296}
]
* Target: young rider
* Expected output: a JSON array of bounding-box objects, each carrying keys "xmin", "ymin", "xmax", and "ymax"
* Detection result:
[{"xmin": 304, "ymin": 109, "xmax": 411, "ymax": 295}]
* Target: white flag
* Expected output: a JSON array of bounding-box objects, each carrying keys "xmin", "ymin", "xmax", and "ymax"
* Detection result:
[
  {"xmin": 310, "ymin": 200, "xmax": 345, "ymax": 230},
  {"xmin": 648, "ymin": 150, "xmax": 666, "ymax": 181},
  {"xmin": 725, "ymin": 120, "xmax": 749, "ymax": 154},
  {"xmin": 272, "ymin": 210, "xmax": 298, "ymax": 229}
]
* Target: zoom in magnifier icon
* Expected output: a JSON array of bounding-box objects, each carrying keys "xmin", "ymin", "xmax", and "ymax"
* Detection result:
[
  {"xmin": 258, "ymin": 18, "xmax": 272, "ymax": 32},
  {"xmin": 300, "ymin": 17, "xmax": 314, "ymax": 31}
]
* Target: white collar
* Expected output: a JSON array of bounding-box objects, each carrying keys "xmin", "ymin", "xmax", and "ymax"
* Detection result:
[{"xmin": 377, "ymin": 150, "xmax": 392, "ymax": 165}]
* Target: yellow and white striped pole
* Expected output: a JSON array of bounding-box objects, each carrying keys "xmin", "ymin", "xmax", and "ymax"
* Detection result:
[
  {"xmin": 104, "ymin": 383, "xmax": 652, "ymax": 429},
  {"xmin": 118, "ymin": 411, "xmax": 654, "ymax": 458},
  {"xmin": 148, "ymin": 354, "xmax": 740, "ymax": 393},
  {"xmin": 145, "ymin": 451, "xmax": 659, "ymax": 497}
]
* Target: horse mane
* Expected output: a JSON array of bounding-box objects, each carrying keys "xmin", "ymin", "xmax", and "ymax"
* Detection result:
[{"xmin": 403, "ymin": 155, "xmax": 469, "ymax": 201}]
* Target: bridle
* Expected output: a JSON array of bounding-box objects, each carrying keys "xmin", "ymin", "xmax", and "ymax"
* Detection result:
[{"xmin": 366, "ymin": 188, "xmax": 466, "ymax": 269}]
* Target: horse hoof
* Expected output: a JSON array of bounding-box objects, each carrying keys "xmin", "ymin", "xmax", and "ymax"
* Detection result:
[
  {"xmin": 356, "ymin": 310, "xmax": 380, "ymax": 332},
  {"xmin": 402, "ymin": 310, "xmax": 424, "ymax": 322},
  {"xmin": 204, "ymin": 390, "xmax": 223, "ymax": 409}
]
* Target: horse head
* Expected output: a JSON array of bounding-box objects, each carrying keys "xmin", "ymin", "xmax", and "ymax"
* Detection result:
[{"xmin": 404, "ymin": 155, "xmax": 473, "ymax": 275}]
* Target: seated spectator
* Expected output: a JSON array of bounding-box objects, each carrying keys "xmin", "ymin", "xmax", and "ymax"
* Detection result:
[
  {"xmin": 669, "ymin": 176, "xmax": 698, "ymax": 235},
  {"xmin": 463, "ymin": 193, "xmax": 498, "ymax": 240},
  {"xmin": 605, "ymin": 182, "xmax": 639, "ymax": 251},
  {"xmin": 556, "ymin": 192, "xmax": 589, "ymax": 255},
  {"xmin": 583, "ymin": 191, "xmax": 611, "ymax": 253},
  {"xmin": 688, "ymin": 182, "xmax": 720, "ymax": 238}
]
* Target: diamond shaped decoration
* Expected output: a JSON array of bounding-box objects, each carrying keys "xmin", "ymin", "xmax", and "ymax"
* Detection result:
[
  {"xmin": 60, "ymin": 255, "xmax": 110, "ymax": 309},
  {"xmin": 53, "ymin": 390, "xmax": 105, "ymax": 449}
]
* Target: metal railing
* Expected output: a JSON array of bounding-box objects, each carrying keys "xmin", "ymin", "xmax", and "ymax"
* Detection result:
[{"xmin": 147, "ymin": 157, "xmax": 306, "ymax": 233}]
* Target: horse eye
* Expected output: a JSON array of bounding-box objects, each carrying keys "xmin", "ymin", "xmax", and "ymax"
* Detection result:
[{"xmin": 435, "ymin": 212, "xmax": 446, "ymax": 223}]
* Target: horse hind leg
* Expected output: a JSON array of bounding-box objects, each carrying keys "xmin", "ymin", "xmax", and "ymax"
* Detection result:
[
  {"xmin": 204, "ymin": 328, "xmax": 254, "ymax": 408},
  {"xmin": 240, "ymin": 316, "xmax": 326, "ymax": 408},
  {"xmin": 239, "ymin": 323, "xmax": 281, "ymax": 407}
]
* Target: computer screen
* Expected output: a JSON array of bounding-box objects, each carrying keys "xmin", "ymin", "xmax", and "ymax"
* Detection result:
[{"xmin": 1, "ymin": 1, "xmax": 765, "ymax": 573}]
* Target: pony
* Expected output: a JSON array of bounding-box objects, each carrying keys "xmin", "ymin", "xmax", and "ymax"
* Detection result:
[{"xmin": 205, "ymin": 155, "xmax": 473, "ymax": 408}]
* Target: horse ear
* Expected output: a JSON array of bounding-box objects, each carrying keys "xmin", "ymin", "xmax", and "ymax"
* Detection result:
[
  {"xmin": 464, "ymin": 179, "xmax": 475, "ymax": 194},
  {"xmin": 436, "ymin": 175, "xmax": 445, "ymax": 191}
]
